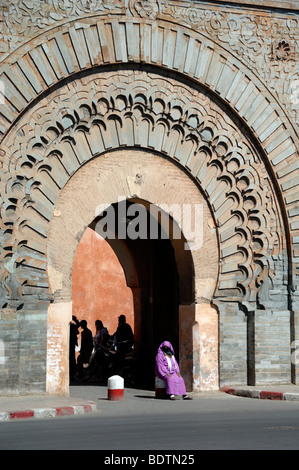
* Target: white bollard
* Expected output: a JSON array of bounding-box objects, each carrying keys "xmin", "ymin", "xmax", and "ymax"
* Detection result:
[
  {"xmin": 107, "ymin": 375, "xmax": 124, "ymax": 401},
  {"xmin": 155, "ymin": 376, "xmax": 166, "ymax": 399}
]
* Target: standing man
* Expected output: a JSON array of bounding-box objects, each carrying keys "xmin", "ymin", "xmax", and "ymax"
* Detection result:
[
  {"xmin": 69, "ymin": 315, "xmax": 80, "ymax": 382},
  {"xmin": 77, "ymin": 319, "xmax": 93, "ymax": 378},
  {"xmin": 114, "ymin": 315, "xmax": 134, "ymax": 355}
]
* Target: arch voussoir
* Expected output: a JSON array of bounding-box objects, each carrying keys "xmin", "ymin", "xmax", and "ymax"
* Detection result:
[
  {"xmin": 0, "ymin": 16, "xmax": 297, "ymax": 290},
  {"xmin": 1, "ymin": 1, "xmax": 298, "ymax": 395},
  {"xmin": 0, "ymin": 70, "xmax": 287, "ymax": 315}
]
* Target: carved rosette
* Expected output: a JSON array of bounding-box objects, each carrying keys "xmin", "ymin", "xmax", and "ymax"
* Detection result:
[{"xmin": 134, "ymin": 0, "xmax": 159, "ymax": 19}]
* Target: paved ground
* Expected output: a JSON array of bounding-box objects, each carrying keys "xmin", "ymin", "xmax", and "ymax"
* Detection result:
[{"xmin": 1, "ymin": 381, "xmax": 299, "ymax": 421}]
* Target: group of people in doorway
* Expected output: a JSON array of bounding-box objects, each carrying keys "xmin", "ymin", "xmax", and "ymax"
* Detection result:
[
  {"xmin": 69, "ymin": 315, "xmax": 191, "ymax": 400},
  {"xmin": 69, "ymin": 314, "xmax": 134, "ymax": 381}
]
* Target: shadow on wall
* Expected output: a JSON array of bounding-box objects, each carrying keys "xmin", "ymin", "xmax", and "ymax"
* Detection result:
[{"xmin": 72, "ymin": 227, "xmax": 135, "ymax": 340}]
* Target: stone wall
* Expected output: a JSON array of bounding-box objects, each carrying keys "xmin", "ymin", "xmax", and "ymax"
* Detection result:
[
  {"xmin": 0, "ymin": 0, "xmax": 298, "ymax": 394},
  {"xmin": 72, "ymin": 228, "xmax": 134, "ymax": 336},
  {"xmin": 0, "ymin": 306, "xmax": 47, "ymax": 396},
  {"xmin": 254, "ymin": 310, "xmax": 292, "ymax": 385}
]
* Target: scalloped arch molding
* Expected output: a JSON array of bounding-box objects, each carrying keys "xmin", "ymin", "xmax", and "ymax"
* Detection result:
[
  {"xmin": 0, "ymin": 9, "xmax": 299, "ymax": 395},
  {"xmin": 0, "ymin": 68, "xmax": 289, "ymax": 310},
  {"xmin": 1, "ymin": 17, "xmax": 298, "ymax": 289}
]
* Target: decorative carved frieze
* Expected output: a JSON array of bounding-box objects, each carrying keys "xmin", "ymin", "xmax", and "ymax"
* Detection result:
[{"xmin": 0, "ymin": 0, "xmax": 298, "ymax": 126}]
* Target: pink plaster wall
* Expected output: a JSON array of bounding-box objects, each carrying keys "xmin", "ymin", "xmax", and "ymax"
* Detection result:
[{"xmin": 72, "ymin": 228, "xmax": 134, "ymax": 338}]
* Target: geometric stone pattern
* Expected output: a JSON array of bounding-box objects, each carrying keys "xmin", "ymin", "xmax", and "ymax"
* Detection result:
[
  {"xmin": 0, "ymin": 7, "xmax": 298, "ymax": 307},
  {"xmin": 0, "ymin": 0, "xmax": 298, "ymax": 393},
  {"xmin": 1, "ymin": 0, "xmax": 298, "ymax": 129},
  {"xmin": 0, "ymin": 70, "xmax": 288, "ymax": 311}
]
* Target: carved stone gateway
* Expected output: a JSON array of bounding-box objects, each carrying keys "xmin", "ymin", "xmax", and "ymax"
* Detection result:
[{"xmin": 0, "ymin": 0, "xmax": 298, "ymax": 395}]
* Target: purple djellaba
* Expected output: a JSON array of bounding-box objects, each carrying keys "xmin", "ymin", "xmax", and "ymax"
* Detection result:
[{"xmin": 155, "ymin": 340, "xmax": 192, "ymax": 400}]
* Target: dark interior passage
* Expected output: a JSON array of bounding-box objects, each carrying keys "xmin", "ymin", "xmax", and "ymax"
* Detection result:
[
  {"xmin": 72, "ymin": 199, "xmax": 180, "ymax": 387},
  {"xmin": 111, "ymin": 200, "xmax": 180, "ymax": 386}
]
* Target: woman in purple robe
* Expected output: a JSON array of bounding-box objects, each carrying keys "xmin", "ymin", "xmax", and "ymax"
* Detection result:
[{"xmin": 155, "ymin": 341, "xmax": 192, "ymax": 400}]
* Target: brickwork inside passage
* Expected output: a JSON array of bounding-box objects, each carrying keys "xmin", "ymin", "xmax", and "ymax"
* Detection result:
[{"xmin": 0, "ymin": 0, "xmax": 298, "ymax": 395}]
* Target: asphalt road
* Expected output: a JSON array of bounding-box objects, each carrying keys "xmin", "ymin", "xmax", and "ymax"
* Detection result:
[{"xmin": 1, "ymin": 388, "xmax": 299, "ymax": 451}]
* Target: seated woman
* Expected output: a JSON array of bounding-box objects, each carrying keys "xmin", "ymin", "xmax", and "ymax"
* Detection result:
[{"xmin": 155, "ymin": 340, "xmax": 192, "ymax": 400}]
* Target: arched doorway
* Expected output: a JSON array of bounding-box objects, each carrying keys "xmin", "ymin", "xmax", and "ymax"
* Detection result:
[
  {"xmin": 0, "ymin": 5, "xmax": 296, "ymax": 398},
  {"xmin": 71, "ymin": 198, "xmax": 190, "ymax": 387},
  {"xmin": 47, "ymin": 149, "xmax": 219, "ymax": 394}
]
